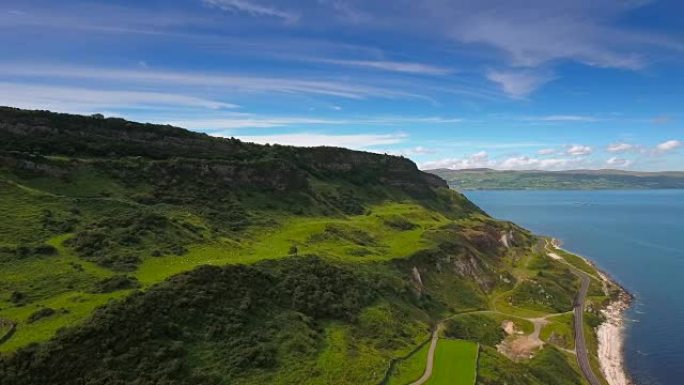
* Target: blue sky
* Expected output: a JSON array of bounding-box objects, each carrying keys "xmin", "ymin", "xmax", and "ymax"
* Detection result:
[{"xmin": 1, "ymin": 0, "xmax": 683, "ymax": 170}]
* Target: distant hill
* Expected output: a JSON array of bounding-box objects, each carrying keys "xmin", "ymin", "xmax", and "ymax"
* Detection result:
[{"xmin": 426, "ymin": 168, "xmax": 684, "ymax": 190}]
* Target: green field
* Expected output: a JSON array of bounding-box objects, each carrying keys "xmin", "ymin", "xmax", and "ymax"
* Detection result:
[{"xmin": 426, "ymin": 339, "xmax": 478, "ymax": 385}]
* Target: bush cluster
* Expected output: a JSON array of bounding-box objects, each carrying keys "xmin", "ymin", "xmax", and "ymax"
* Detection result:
[{"xmin": 0, "ymin": 257, "xmax": 374, "ymax": 385}]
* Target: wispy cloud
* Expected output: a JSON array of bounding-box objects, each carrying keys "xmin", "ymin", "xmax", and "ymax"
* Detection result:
[
  {"xmin": 203, "ymin": 0, "xmax": 299, "ymax": 23},
  {"xmin": 0, "ymin": 82, "xmax": 237, "ymax": 113},
  {"xmin": 315, "ymin": 59, "xmax": 453, "ymax": 75},
  {"xmin": 454, "ymin": 11, "xmax": 648, "ymax": 70},
  {"xmin": 163, "ymin": 115, "xmax": 462, "ymax": 130},
  {"xmin": 318, "ymin": 0, "xmax": 372, "ymax": 23},
  {"xmin": 222, "ymin": 132, "xmax": 408, "ymax": 149},
  {"xmin": 0, "ymin": 64, "xmax": 423, "ymax": 100},
  {"xmin": 486, "ymin": 70, "xmax": 553, "ymax": 98}
]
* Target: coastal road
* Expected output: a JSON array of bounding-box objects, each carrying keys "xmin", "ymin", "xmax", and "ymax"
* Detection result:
[{"xmin": 574, "ymin": 272, "xmax": 603, "ymax": 385}]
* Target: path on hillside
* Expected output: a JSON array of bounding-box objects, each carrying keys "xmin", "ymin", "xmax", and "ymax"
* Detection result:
[
  {"xmin": 402, "ymin": 243, "xmax": 601, "ymax": 385},
  {"xmin": 409, "ymin": 327, "xmax": 439, "ymax": 385}
]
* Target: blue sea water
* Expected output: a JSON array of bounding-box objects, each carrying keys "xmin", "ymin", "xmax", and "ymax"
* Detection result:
[{"xmin": 464, "ymin": 190, "xmax": 684, "ymax": 385}]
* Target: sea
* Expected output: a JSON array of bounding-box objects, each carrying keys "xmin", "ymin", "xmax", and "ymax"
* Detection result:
[{"xmin": 465, "ymin": 190, "xmax": 684, "ymax": 385}]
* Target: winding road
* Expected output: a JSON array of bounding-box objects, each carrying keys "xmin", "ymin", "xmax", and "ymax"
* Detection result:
[
  {"xmin": 573, "ymin": 272, "xmax": 603, "ymax": 385},
  {"xmin": 403, "ymin": 244, "xmax": 605, "ymax": 385},
  {"xmin": 548, "ymin": 240, "xmax": 604, "ymax": 385}
]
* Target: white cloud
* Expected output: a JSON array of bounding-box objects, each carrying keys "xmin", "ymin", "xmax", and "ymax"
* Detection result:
[
  {"xmin": 203, "ymin": 0, "xmax": 299, "ymax": 23},
  {"xmin": 566, "ymin": 144, "xmax": 593, "ymax": 156},
  {"xmin": 606, "ymin": 157, "xmax": 632, "ymax": 167},
  {"xmin": 499, "ymin": 156, "xmax": 572, "ymax": 170},
  {"xmin": 537, "ymin": 148, "xmax": 556, "ymax": 155},
  {"xmin": 420, "ymin": 151, "xmax": 493, "ymax": 170},
  {"xmin": 388, "ymin": 146, "xmax": 436, "ymax": 157},
  {"xmin": 224, "ymin": 132, "xmax": 407, "ymax": 149},
  {"xmin": 656, "ymin": 139, "xmax": 682, "ymax": 152},
  {"xmin": 606, "ymin": 142, "xmax": 636, "ymax": 153},
  {"xmin": 316, "ymin": 59, "xmax": 452, "ymax": 75},
  {"xmin": 420, "ymin": 152, "xmax": 584, "ymax": 171},
  {"xmin": 0, "ymin": 82, "xmax": 237, "ymax": 112},
  {"xmin": 486, "ymin": 70, "xmax": 552, "ymax": 98}
]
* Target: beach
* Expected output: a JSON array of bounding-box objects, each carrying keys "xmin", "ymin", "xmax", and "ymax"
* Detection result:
[
  {"xmin": 466, "ymin": 190, "xmax": 684, "ymax": 385},
  {"xmin": 597, "ymin": 272, "xmax": 633, "ymax": 385}
]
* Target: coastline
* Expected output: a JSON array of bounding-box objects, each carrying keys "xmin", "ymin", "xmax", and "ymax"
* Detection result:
[
  {"xmin": 551, "ymin": 239, "xmax": 634, "ymax": 385},
  {"xmin": 596, "ymin": 271, "xmax": 633, "ymax": 385}
]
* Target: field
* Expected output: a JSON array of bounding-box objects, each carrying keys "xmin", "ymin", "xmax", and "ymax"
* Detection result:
[{"xmin": 425, "ymin": 339, "xmax": 478, "ymax": 385}]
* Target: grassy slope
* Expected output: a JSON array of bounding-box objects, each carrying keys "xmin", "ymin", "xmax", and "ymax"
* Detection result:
[
  {"xmin": 386, "ymin": 341, "xmax": 431, "ymax": 385},
  {"xmin": 0, "ymin": 108, "xmax": 613, "ymax": 385},
  {"xmin": 0, "ymin": 189, "xmax": 450, "ymax": 352}
]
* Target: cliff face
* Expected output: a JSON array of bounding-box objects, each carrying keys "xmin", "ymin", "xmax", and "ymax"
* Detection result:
[{"xmin": 0, "ymin": 107, "xmax": 444, "ymax": 197}]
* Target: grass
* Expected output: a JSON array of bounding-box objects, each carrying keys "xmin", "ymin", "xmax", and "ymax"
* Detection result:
[
  {"xmin": 136, "ymin": 202, "xmax": 449, "ymax": 283},
  {"xmin": 0, "ymin": 199, "xmax": 448, "ymax": 353},
  {"xmin": 310, "ymin": 323, "xmax": 405, "ymax": 385},
  {"xmin": 425, "ymin": 339, "xmax": 478, "ymax": 385},
  {"xmin": 386, "ymin": 342, "xmax": 431, "ymax": 385},
  {"xmin": 540, "ymin": 313, "xmax": 575, "ymax": 350},
  {"xmin": 0, "ymin": 291, "xmax": 130, "ymax": 352}
]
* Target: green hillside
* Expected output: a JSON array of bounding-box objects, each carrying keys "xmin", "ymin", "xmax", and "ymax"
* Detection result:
[
  {"xmin": 427, "ymin": 168, "xmax": 684, "ymax": 190},
  {"xmin": 0, "ymin": 107, "xmax": 616, "ymax": 384}
]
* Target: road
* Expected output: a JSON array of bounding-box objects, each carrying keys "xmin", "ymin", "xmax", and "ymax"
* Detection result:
[
  {"xmin": 573, "ymin": 272, "xmax": 603, "ymax": 385},
  {"xmin": 409, "ymin": 328, "xmax": 439, "ymax": 385}
]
